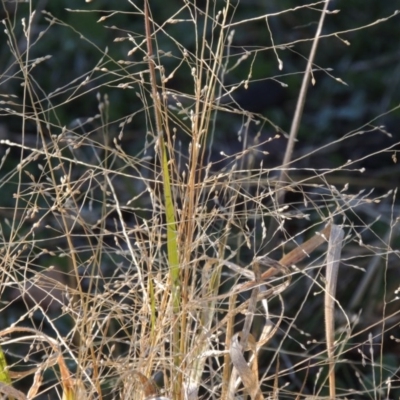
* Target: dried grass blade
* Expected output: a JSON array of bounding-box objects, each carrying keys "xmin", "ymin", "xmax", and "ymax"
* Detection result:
[
  {"xmin": 186, "ymin": 260, "xmax": 222, "ymax": 399},
  {"xmin": 0, "ymin": 382, "xmax": 26, "ymax": 400},
  {"xmin": 229, "ymin": 333, "xmax": 263, "ymax": 400},
  {"xmin": 325, "ymin": 224, "xmax": 345, "ymax": 400}
]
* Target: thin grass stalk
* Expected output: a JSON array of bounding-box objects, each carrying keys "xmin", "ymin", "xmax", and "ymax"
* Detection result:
[
  {"xmin": 144, "ymin": 1, "xmax": 181, "ymax": 397},
  {"xmin": 177, "ymin": 3, "xmax": 215, "ymax": 381},
  {"xmin": 267, "ymin": 0, "xmax": 331, "ymax": 246},
  {"xmin": 325, "ymin": 224, "xmax": 344, "ymax": 399},
  {"xmin": 9, "ymin": 1, "xmax": 87, "ymax": 360},
  {"xmin": 189, "ymin": 191, "xmax": 239, "ymax": 398},
  {"xmin": 174, "ymin": 2, "xmax": 233, "ymax": 395},
  {"xmin": 186, "ymin": 259, "xmax": 223, "ymax": 400}
]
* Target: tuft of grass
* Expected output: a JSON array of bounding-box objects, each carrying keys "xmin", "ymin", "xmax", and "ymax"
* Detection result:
[{"xmin": 0, "ymin": 1, "xmax": 399, "ymax": 399}]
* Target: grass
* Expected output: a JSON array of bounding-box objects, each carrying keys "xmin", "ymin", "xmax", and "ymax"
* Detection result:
[{"xmin": 0, "ymin": 0, "xmax": 399, "ymax": 399}]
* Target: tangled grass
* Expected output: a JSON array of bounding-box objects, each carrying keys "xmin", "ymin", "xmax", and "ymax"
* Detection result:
[{"xmin": 0, "ymin": 1, "xmax": 399, "ymax": 399}]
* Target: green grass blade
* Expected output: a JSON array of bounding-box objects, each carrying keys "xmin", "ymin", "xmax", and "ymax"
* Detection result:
[{"xmin": 160, "ymin": 136, "xmax": 180, "ymax": 311}]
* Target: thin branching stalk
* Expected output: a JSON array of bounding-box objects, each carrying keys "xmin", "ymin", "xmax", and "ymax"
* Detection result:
[{"xmin": 267, "ymin": 0, "xmax": 331, "ymax": 246}]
